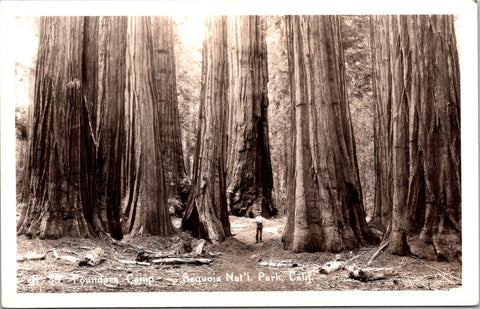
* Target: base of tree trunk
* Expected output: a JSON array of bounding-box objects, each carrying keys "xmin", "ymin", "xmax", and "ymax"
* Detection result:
[
  {"xmin": 388, "ymin": 230, "xmax": 411, "ymax": 256},
  {"xmin": 17, "ymin": 203, "xmax": 95, "ymax": 239},
  {"xmin": 408, "ymin": 230, "xmax": 461, "ymax": 262}
]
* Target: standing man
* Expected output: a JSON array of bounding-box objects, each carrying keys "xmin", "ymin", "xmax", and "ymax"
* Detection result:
[{"xmin": 255, "ymin": 210, "xmax": 264, "ymax": 243}]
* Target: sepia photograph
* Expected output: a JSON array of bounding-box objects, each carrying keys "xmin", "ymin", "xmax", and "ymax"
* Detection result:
[{"xmin": 1, "ymin": 0, "xmax": 478, "ymax": 307}]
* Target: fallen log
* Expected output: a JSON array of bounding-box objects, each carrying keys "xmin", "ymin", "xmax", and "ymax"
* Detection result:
[
  {"xmin": 348, "ymin": 267, "xmax": 397, "ymax": 282},
  {"xmin": 17, "ymin": 252, "xmax": 46, "ymax": 262},
  {"xmin": 78, "ymin": 247, "xmax": 105, "ymax": 267},
  {"xmin": 60, "ymin": 255, "xmax": 79, "ymax": 263},
  {"xmin": 319, "ymin": 261, "xmax": 344, "ymax": 274},
  {"xmin": 151, "ymin": 257, "xmax": 212, "ymax": 265}
]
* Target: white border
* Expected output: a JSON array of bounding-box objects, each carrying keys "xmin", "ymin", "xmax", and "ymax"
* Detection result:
[{"xmin": 1, "ymin": 0, "xmax": 478, "ymax": 307}]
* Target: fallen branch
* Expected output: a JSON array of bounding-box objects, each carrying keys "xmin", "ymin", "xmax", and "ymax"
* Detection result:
[
  {"xmin": 118, "ymin": 259, "xmax": 151, "ymax": 266},
  {"xmin": 367, "ymin": 240, "xmax": 390, "ymax": 266},
  {"xmin": 151, "ymin": 257, "xmax": 212, "ymax": 265},
  {"xmin": 259, "ymin": 261, "xmax": 298, "ymax": 268},
  {"xmin": 17, "ymin": 252, "xmax": 46, "ymax": 262}
]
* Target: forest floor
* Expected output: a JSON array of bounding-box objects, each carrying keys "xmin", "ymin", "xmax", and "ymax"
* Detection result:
[{"xmin": 16, "ymin": 215, "xmax": 462, "ymax": 293}]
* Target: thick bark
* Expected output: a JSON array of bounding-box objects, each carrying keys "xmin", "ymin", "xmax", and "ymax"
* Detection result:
[
  {"xmin": 182, "ymin": 16, "xmax": 231, "ymax": 242},
  {"xmin": 226, "ymin": 16, "xmax": 277, "ymax": 218},
  {"xmin": 151, "ymin": 17, "xmax": 189, "ymax": 212},
  {"xmin": 122, "ymin": 17, "xmax": 174, "ymax": 236},
  {"xmin": 282, "ymin": 16, "xmax": 377, "ymax": 253},
  {"xmin": 370, "ymin": 16, "xmax": 393, "ymax": 232},
  {"xmin": 371, "ymin": 15, "xmax": 461, "ymax": 261},
  {"xmin": 82, "ymin": 17, "xmax": 128, "ymax": 240},
  {"xmin": 17, "ymin": 17, "xmax": 94, "ymax": 238}
]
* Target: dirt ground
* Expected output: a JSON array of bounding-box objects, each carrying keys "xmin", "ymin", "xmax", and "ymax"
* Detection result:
[{"xmin": 16, "ymin": 215, "xmax": 462, "ymax": 293}]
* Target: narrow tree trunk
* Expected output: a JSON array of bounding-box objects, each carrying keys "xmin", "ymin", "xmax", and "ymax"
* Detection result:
[
  {"xmin": 182, "ymin": 16, "xmax": 231, "ymax": 242},
  {"xmin": 122, "ymin": 17, "xmax": 173, "ymax": 236},
  {"xmin": 226, "ymin": 16, "xmax": 277, "ymax": 218},
  {"xmin": 371, "ymin": 15, "xmax": 461, "ymax": 261},
  {"xmin": 17, "ymin": 17, "xmax": 94, "ymax": 238},
  {"xmin": 282, "ymin": 16, "xmax": 377, "ymax": 253}
]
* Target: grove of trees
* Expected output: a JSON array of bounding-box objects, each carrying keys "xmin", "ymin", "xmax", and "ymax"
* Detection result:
[{"xmin": 16, "ymin": 15, "xmax": 461, "ymax": 261}]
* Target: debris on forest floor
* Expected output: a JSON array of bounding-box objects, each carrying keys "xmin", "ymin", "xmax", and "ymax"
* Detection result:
[
  {"xmin": 17, "ymin": 252, "xmax": 46, "ymax": 262},
  {"xmin": 151, "ymin": 257, "xmax": 212, "ymax": 265},
  {"xmin": 319, "ymin": 261, "xmax": 344, "ymax": 274},
  {"xmin": 78, "ymin": 247, "xmax": 105, "ymax": 267},
  {"xmin": 259, "ymin": 260, "xmax": 298, "ymax": 267},
  {"xmin": 15, "ymin": 216, "xmax": 462, "ymax": 293},
  {"xmin": 348, "ymin": 266, "xmax": 398, "ymax": 282},
  {"xmin": 367, "ymin": 240, "xmax": 390, "ymax": 266}
]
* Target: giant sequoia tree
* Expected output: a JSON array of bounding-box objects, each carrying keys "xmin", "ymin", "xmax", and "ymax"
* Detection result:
[
  {"xmin": 17, "ymin": 17, "xmax": 94, "ymax": 238},
  {"xmin": 82, "ymin": 16, "xmax": 127, "ymax": 240},
  {"xmin": 371, "ymin": 15, "xmax": 461, "ymax": 261},
  {"xmin": 182, "ymin": 16, "xmax": 231, "ymax": 242},
  {"xmin": 282, "ymin": 15, "xmax": 377, "ymax": 253},
  {"xmin": 121, "ymin": 17, "xmax": 174, "ymax": 236},
  {"xmin": 226, "ymin": 16, "xmax": 277, "ymax": 218}
]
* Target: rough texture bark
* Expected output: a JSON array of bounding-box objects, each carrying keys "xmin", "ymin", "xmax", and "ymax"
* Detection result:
[
  {"xmin": 17, "ymin": 17, "xmax": 94, "ymax": 238},
  {"xmin": 370, "ymin": 16, "xmax": 393, "ymax": 232},
  {"xmin": 370, "ymin": 15, "xmax": 461, "ymax": 261},
  {"xmin": 281, "ymin": 16, "xmax": 377, "ymax": 253},
  {"xmin": 152, "ymin": 17, "xmax": 189, "ymax": 213},
  {"xmin": 82, "ymin": 17, "xmax": 128, "ymax": 240},
  {"xmin": 122, "ymin": 17, "xmax": 174, "ymax": 236},
  {"xmin": 182, "ymin": 16, "xmax": 231, "ymax": 242},
  {"xmin": 226, "ymin": 16, "xmax": 277, "ymax": 218}
]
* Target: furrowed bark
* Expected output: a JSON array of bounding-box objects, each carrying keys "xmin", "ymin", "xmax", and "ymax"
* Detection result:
[
  {"xmin": 226, "ymin": 16, "xmax": 277, "ymax": 218},
  {"xmin": 282, "ymin": 15, "xmax": 377, "ymax": 253},
  {"xmin": 182, "ymin": 16, "xmax": 231, "ymax": 243}
]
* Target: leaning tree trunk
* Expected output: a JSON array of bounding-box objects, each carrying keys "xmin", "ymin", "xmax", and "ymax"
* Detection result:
[
  {"xmin": 282, "ymin": 15, "xmax": 377, "ymax": 253},
  {"xmin": 371, "ymin": 15, "xmax": 461, "ymax": 261},
  {"xmin": 225, "ymin": 16, "xmax": 277, "ymax": 218},
  {"xmin": 80, "ymin": 16, "xmax": 128, "ymax": 240},
  {"xmin": 122, "ymin": 16, "xmax": 173, "ymax": 236},
  {"xmin": 182, "ymin": 16, "xmax": 231, "ymax": 242},
  {"xmin": 17, "ymin": 17, "xmax": 94, "ymax": 238},
  {"xmin": 152, "ymin": 17, "xmax": 189, "ymax": 213}
]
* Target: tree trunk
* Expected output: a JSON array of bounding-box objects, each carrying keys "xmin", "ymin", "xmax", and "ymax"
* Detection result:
[
  {"xmin": 282, "ymin": 16, "xmax": 377, "ymax": 253},
  {"xmin": 122, "ymin": 17, "xmax": 174, "ymax": 236},
  {"xmin": 370, "ymin": 15, "xmax": 461, "ymax": 261},
  {"xmin": 225, "ymin": 16, "xmax": 277, "ymax": 218},
  {"xmin": 370, "ymin": 16, "xmax": 393, "ymax": 232},
  {"xmin": 17, "ymin": 17, "xmax": 94, "ymax": 238},
  {"xmin": 182, "ymin": 16, "xmax": 231, "ymax": 242},
  {"xmin": 81, "ymin": 17, "xmax": 128, "ymax": 240},
  {"xmin": 152, "ymin": 17, "xmax": 189, "ymax": 212}
]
